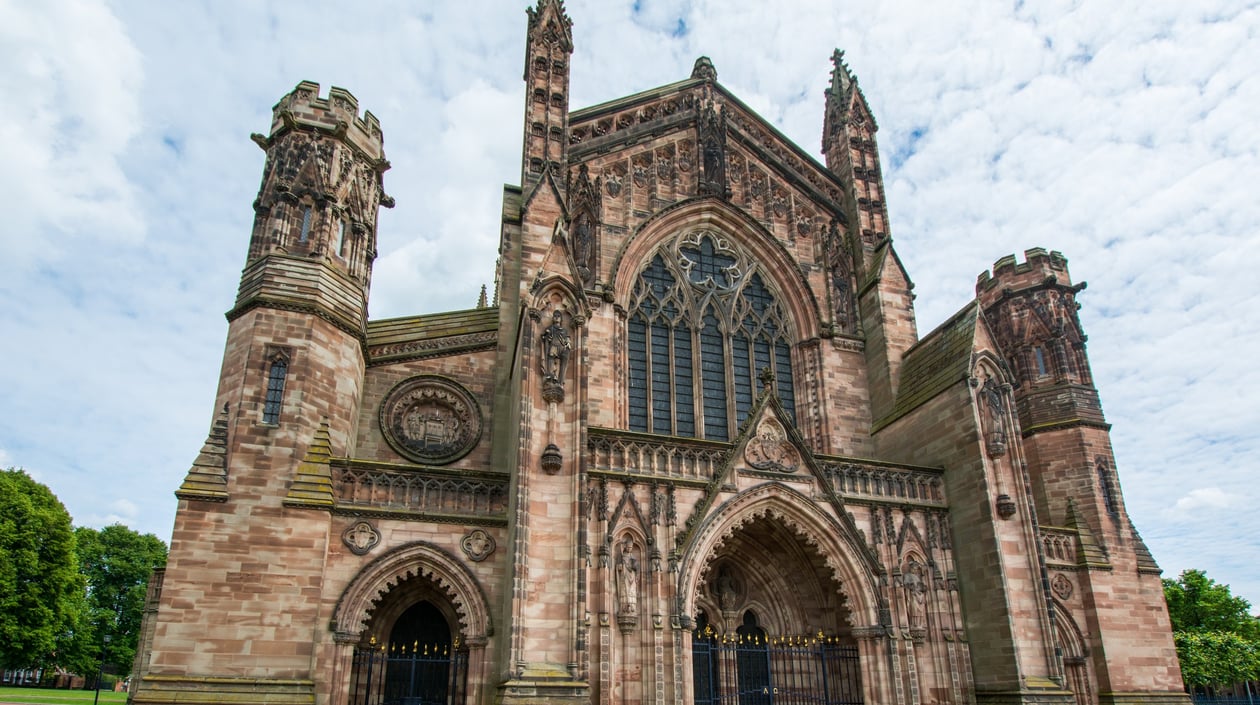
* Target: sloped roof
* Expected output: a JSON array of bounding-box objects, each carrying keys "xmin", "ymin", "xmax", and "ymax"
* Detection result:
[
  {"xmin": 874, "ymin": 302, "xmax": 979, "ymax": 431},
  {"xmin": 366, "ymin": 307, "xmax": 499, "ymax": 364}
]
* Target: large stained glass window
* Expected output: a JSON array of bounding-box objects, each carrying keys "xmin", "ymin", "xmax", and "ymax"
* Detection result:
[{"xmin": 628, "ymin": 231, "xmax": 794, "ymax": 440}]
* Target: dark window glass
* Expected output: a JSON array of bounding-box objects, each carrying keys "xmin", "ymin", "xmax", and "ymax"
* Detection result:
[
  {"xmin": 627, "ymin": 235, "xmax": 796, "ymax": 440},
  {"xmin": 263, "ymin": 358, "xmax": 288, "ymax": 424}
]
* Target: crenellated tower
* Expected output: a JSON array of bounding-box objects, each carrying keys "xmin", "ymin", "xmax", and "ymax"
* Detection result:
[
  {"xmin": 142, "ymin": 83, "xmax": 392, "ymax": 705},
  {"xmin": 977, "ymin": 249, "xmax": 1184, "ymax": 705},
  {"xmin": 521, "ymin": 0, "xmax": 573, "ymax": 186}
]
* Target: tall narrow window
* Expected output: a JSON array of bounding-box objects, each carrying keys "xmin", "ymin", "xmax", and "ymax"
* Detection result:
[
  {"xmin": 1097, "ymin": 459, "xmax": 1118, "ymax": 517},
  {"xmin": 299, "ymin": 206, "xmax": 313, "ymax": 243},
  {"xmin": 1034, "ymin": 346, "xmax": 1049, "ymax": 377},
  {"xmin": 337, "ymin": 218, "xmax": 348, "ymax": 257},
  {"xmin": 627, "ymin": 231, "xmax": 795, "ymax": 440},
  {"xmin": 263, "ymin": 356, "xmax": 288, "ymax": 424}
]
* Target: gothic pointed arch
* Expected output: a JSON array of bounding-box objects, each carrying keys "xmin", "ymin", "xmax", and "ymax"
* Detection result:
[
  {"xmin": 331, "ymin": 540, "xmax": 493, "ymax": 641},
  {"xmin": 611, "ymin": 198, "xmax": 823, "ymax": 341},
  {"xmin": 675, "ymin": 482, "xmax": 882, "ymax": 630}
]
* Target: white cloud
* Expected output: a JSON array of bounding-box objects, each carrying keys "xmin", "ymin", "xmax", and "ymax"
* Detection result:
[{"xmin": 1171, "ymin": 487, "xmax": 1236, "ymax": 514}]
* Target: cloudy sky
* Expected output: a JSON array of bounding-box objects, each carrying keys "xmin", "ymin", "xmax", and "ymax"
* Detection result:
[{"xmin": 2, "ymin": 0, "xmax": 1257, "ymax": 605}]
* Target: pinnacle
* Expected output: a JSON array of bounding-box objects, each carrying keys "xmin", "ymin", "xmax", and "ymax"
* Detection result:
[
  {"xmin": 284, "ymin": 420, "xmax": 336, "ymax": 509},
  {"xmin": 692, "ymin": 56, "xmax": 717, "ymax": 82},
  {"xmin": 176, "ymin": 404, "xmax": 231, "ymax": 502}
]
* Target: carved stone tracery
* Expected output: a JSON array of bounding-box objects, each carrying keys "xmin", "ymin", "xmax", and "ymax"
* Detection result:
[{"xmin": 380, "ymin": 376, "xmax": 483, "ymax": 465}]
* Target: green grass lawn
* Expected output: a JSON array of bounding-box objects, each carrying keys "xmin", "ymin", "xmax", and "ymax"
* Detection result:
[{"xmin": 0, "ymin": 686, "xmax": 126, "ymax": 705}]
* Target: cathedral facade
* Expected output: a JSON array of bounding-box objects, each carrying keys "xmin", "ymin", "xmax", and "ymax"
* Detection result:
[{"xmin": 131, "ymin": 4, "xmax": 1187, "ymax": 705}]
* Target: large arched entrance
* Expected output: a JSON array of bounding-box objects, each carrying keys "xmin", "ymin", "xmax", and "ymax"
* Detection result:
[{"xmin": 689, "ymin": 512, "xmax": 865, "ymax": 705}]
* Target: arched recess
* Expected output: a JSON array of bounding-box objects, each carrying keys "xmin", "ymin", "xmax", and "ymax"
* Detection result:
[
  {"xmin": 676, "ymin": 482, "xmax": 881, "ymax": 630},
  {"xmin": 609, "ymin": 197, "xmax": 824, "ymax": 342},
  {"xmin": 331, "ymin": 540, "xmax": 493, "ymax": 642},
  {"xmin": 1052, "ymin": 599, "xmax": 1096, "ymax": 705}
]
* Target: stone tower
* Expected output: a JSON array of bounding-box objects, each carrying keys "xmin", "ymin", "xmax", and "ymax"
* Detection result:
[
  {"xmin": 978, "ymin": 250, "xmax": 1184, "ymax": 705},
  {"xmin": 140, "ymin": 83, "xmax": 391, "ymax": 704}
]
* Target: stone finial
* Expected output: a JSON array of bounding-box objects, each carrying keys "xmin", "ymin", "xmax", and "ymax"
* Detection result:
[
  {"xmin": 283, "ymin": 421, "xmax": 336, "ymax": 509},
  {"xmin": 175, "ymin": 404, "xmax": 231, "ymax": 502},
  {"xmin": 477, "ymin": 284, "xmax": 488, "ymax": 309},
  {"xmin": 691, "ymin": 56, "xmax": 717, "ymax": 82}
]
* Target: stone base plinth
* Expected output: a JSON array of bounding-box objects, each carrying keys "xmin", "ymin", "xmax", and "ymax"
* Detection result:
[{"xmin": 132, "ymin": 675, "xmax": 314, "ymax": 704}]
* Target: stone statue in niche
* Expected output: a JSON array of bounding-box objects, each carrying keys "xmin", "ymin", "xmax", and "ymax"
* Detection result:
[
  {"xmin": 572, "ymin": 212, "xmax": 594, "ymax": 286},
  {"xmin": 902, "ymin": 560, "xmax": 928, "ymax": 629},
  {"xmin": 540, "ymin": 309, "xmax": 571, "ymax": 402},
  {"xmin": 615, "ymin": 536, "xmax": 639, "ymax": 617},
  {"xmin": 979, "ymin": 375, "xmax": 1008, "ymax": 457},
  {"xmin": 715, "ymin": 567, "xmax": 739, "ymax": 611}
]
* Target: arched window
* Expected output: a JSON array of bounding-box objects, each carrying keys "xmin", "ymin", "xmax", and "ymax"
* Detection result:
[
  {"xmin": 262, "ymin": 355, "xmax": 288, "ymax": 424},
  {"xmin": 628, "ymin": 231, "xmax": 794, "ymax": 440}
]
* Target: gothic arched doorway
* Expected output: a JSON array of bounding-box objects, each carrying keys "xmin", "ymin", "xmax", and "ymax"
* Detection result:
[
  {"xmin": 689, "ymin": 512, "xmax": 864, "ymax": 705},
  {"xmin": 349, "ymin": 578, "xmax": 469, "ymax": 705}
]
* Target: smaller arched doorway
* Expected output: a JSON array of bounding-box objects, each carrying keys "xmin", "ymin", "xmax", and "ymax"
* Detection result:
[{"xmin": 349, "ymin": 582, "xmax": 469, "ymax": 705}]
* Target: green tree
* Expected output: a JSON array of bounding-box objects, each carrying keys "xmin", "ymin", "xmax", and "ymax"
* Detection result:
[
  {"xmin": 1164, "ymin": 569, "xmax": 1260, "ymax": 639},
  {"xmin": 68, "ymin": 524, "xmax": 168, "ymax": 678},
  {"xmin": 1174, "ymin": 631, "xmax": 1260, "ymax": 688},
  {"xmin": 1164, "ymin": 569, "xmax": 1260, "ymax": 689},
  {"xmin": 0, "ymin": 468, "xmax": 84, "ymax": 668}
]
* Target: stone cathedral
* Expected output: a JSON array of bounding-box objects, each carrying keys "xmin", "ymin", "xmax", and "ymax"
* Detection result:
[{"xmin": 131, "ymin": 3, "xmax": 1187, "ymax": 705}]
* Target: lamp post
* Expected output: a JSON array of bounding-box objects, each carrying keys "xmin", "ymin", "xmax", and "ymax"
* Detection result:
[{"xmin": 92, "ymin": 634, "xmax": 111, "ymax": 705}]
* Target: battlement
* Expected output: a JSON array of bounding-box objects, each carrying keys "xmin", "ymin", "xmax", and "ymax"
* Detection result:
[
  {"xmin": 270, "ymin": 81, "xmax": 385, "ymax": 160},
  {"xmin": 976, "ymin": 247, "xmax": 1071, "ymax": 294}
]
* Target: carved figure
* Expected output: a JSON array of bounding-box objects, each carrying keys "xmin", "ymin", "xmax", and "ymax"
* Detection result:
[
  {"xmin": 716, "ymin": 568, "xmax": 738, "ymax": 611},
  {"xmin": 979, "ymin": 375, "xmax": 1008, "ymax": 456},
  {"xmin": 540, "ymin": 309, "xmax": 571, "ymax": 385},
  {"xmin": 903, "ymin": 561, "xmax": 928, "ymax": 628},
  {"xmin": 616, "ymin": 537, "xmax": 639, "ymax": 616}
]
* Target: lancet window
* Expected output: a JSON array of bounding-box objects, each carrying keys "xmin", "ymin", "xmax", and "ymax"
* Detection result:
[{"xmin": 627, "ymin": 231, "xmax": 795, "ymax": 441}]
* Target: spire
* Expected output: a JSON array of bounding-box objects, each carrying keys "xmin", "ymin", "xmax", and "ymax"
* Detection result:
[
  {"xmin": 283, "ymin": 421, "xmax": 336, "ymax": 509},
  {"xmin": 827, "ymin": 49, "xmax": 853, "ymax": 101},
  {"xmin": 477, "ymin": 284, "xmax": 488, "ymax": 309},
  {"xmin": 521, "ymin": 0, "xmax": 574, "ymax": 185},
  {"xmin": 176, "ymin": 404, "xmax": 231, "ymax": 502}
]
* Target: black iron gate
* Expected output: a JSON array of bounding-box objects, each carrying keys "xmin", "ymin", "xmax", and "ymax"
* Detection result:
[
  {"xmin": 692, "ymin": 635, "xmax": 863, "ymax": 705},
  {"xmin": 350, "ymin": 643, "xmax": 468, "ymax": 705}
]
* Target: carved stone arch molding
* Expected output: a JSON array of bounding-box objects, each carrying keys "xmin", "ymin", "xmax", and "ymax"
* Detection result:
[
  {"xmin": 331, "ymin": 540, "xmax": 493, "ymax": 641},
  {"xmin": 608, "ymin": 197, "xmax": 823, "ymax": 341},
  {"xmin": 676, "ymin": 482, "xmax": 880, "ymax": 629}
]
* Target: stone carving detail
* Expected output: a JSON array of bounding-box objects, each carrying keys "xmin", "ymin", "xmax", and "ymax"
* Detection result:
[
  {"xmin": 342, "ymin": 521, "xmax": 380, "ymax": 555},
  {"xmin": 380, "ymin": 376, "xmax": 483, "ymax": 465},
  {"xmin": 616, "ymin": 536, "xmax": 640, "ymax": 631},
  {"xmin": 713, "ymin": 566, "xmax": 742, "ymax": 612},
  {"xmin": 567, "ymin": 164, "xmax": 601, "ymax": 288},
  {"xmin": 971, "ymin": 363, "xmax": 1012, "ymax": 458},
  {"xmin": 744, "ymin": 416, "xmax": 800, "ymax": 473},
  {"xmin": 825, "ymin": 220, "xmax": 857, "ymax": 335},
  {"xmin": 1052, "ymin": 572, "xmax": 1074, "ymax": 600},
  {"xmin": 697, "ymin": 104, "xmax": 729, "ymax": 199},
  {"xmin": 540, "ymin": 309, "xmax": 572, "ymax": 402},
  {"xmin": 461, "ymin": 529, "xmax": 496, "ymax": 562},
  {"xmin": 902, "ymin": 559, "xmax": 928, "ymax": 629}
]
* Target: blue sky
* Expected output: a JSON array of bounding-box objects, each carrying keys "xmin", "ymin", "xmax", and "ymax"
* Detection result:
[{"xmin": 2, "ymin": 0, "xmax": 1258, "ymax": 605}]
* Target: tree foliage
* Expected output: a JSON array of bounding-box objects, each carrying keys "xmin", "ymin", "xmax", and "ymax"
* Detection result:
[
  {"xmin": 0, "ymin": 468, "xmax": 84, "ymax": 668},
  {"xmin": 1174, "ymin": 631, "xmax": 1260, "ymax": 688},
  {"xmin": 70, "ymin": 524, "xmax": 168, "ymax": 677},
  {"xmin": 1165, "ymin": 569, "xmax": 1260, "ymax": 639},
  {"xmin": 1164, "ymin": 569, "xmax": 1260, "ymax": 689}
]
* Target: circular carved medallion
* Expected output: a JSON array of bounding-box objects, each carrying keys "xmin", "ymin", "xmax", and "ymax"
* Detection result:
[
  {"xmin": 380, "ymin": 375, "xmax": 482, "ymax": 464},
  {"xmin": 1051, "ymin": 572, "xmax": 1074, "ymax": 600}
]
